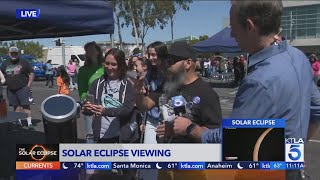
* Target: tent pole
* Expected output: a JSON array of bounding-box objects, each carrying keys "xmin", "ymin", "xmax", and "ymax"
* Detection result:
[{"xmin": 110, "ymin": 34, "xmax": 114, "ymax": 48}]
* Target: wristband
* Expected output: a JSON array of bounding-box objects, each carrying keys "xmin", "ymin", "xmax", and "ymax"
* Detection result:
[{"xmin": 186, "ymin": 123, "xmax": 197, "ymax": 135}]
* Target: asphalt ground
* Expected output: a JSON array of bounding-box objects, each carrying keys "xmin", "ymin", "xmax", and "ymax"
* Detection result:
[{"xmin": 0, "ymin": 77, "xmax": 320, "ymax": 179}]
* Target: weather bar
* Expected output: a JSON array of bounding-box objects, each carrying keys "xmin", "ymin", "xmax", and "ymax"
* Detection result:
[{"xmin": 58, "ymin": 162, "xmax": 303, "ymax": 170}]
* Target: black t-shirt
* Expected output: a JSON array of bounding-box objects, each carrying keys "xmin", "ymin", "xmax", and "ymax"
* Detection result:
[
  {"xmin": 148, "ymin": 77, "xmax": 222, "ymax": 143},
  {"xmin": 0, "ymin": 58, "xmax": 34, "ymax": 90}
]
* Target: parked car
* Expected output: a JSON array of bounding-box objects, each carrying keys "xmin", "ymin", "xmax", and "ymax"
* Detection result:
[{"xmin": 1, "ymin": 55, "xmax": 46, "ymax": 80}]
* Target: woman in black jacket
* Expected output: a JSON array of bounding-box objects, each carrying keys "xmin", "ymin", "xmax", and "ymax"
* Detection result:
[{"xmin": 83, "ymin": 48, "xmax": 137, "ymax": 143}]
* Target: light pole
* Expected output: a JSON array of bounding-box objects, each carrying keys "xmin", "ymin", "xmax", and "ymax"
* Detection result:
[{"xmin": 289, "ymin": 11, "xmax": 295, "ymax": 44}]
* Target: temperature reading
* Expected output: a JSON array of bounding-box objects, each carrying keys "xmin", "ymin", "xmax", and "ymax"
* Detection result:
[
  {"xmin": 274, "ymin": 163, "xmax": 282, "ymax": 169},
  {"xmin": 74, "ymin": 162, "xmax": 84, "ymax": 169},
  {"xmin": 167, "ymin": 163, "xmax": 178, "ymax": 169},
  {"xmin": 248, "ymin": 163, "xmax": 259, "ymax": 169}
]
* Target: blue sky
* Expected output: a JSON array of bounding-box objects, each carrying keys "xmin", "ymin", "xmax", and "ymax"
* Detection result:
[{"xmin": 22, "ymin": 1, "xmax": 231, "ymax": 47}]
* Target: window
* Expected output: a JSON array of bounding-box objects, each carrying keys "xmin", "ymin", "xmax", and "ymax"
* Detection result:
[
  {"xmin": 306, "ymin": 28, "xmax": 316, "ymax": 38},
  {"xmin": 297, "ymin": 29, "xmax": 306, "ymax": 39},
  {"xmin": 317, "ymin": 28, "xmax": 320, "ymax": 38}
]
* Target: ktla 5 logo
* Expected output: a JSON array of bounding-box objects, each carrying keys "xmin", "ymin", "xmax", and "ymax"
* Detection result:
[{"xmin": 285, "ymin": 138, "xmax": 304, "ymax": 162}]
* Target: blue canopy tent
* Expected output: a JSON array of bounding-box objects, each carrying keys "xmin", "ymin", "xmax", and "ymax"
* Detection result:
[
  {"xmin": 0, "ymin": 0, "xmax": 114, "ymax": 40},
  {"xmin": 193, "ymin": 27, "xmax": 241, "ymax": 53}
]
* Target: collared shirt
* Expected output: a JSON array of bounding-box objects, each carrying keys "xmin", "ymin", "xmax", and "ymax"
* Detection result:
[{"xmin": 202, "ymin": 41, "xmax": 320, "ymax": 143}]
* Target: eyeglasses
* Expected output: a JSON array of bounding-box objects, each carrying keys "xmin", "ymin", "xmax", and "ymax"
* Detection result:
[{"xmin": 103, "ymin": 62, "xmax": 117, "ymax": 66}]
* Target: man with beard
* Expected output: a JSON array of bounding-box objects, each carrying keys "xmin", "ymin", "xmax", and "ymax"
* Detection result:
[
  {"xmin": 0, "ymin": 46, "xmax": 34, "ymax": 128},
  {"xmin": 132, "ymin": 41, "xmax": 222, "ymax": 180}
]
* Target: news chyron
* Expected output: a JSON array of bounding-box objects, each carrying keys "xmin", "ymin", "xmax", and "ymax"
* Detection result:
[{"xmin": 16, "ymin": 144, "xmax": 60, "ymax": 170}]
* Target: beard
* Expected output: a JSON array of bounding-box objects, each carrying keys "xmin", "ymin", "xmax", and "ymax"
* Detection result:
[{"xmin": 163, "ymin": 65, "xmax": 185, "ymax": 98}]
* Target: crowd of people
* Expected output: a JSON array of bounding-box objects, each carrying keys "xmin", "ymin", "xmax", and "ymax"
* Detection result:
[
  {"xmin": 1, "ymin": 0, "xmax": 320, "ymax": 180},
  {"xmin": 199, "ymin": 55, "xmax": 247, "ymax": 85}
]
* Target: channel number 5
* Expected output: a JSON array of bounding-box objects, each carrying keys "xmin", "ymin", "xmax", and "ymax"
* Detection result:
[{"xmin": 288, "ymin": 145, "xmax": 301, "ymax": 161}]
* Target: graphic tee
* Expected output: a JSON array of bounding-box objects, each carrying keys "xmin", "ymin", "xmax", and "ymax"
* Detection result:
[
  {"xmin": 99, "ymin": 80, "xmax": 123, "ymax": 139},
  {"xmin": 148, "ymin": 78, "xmax": 222, "ymax": 143},
  {"xmin": 0, "ymin": 58, "xmax": 34, "ymax": 91}
]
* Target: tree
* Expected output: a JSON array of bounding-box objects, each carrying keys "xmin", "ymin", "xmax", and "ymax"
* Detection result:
[
  {"xmin": 123, "ymin": 0, "xmax": 170, "ymax": 50},
  {"xmin": 189, "ymin": 35, "xmax": 208, "ymax": 45},
  {"xmin": 110, "ymin": 0, "xmax": 126, "ymax": 50},
  {"xmin": 199, "ymin": 35, "xmax": 209, "ymax": 41},
  {"xmin": 0, "ymin": 41, "xmax": 43, "ymax": 58},
  {"xmin": 123, "ymin": 0, "xmax": 140, "ymax": 47},
  {"xmin": 158, "ymin": 0, "xmax": 193, "ymax": 41}
]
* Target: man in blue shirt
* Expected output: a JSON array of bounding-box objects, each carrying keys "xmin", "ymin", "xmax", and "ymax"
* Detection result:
[
  {"xmin": 171, "ymin": 1, "xmax": 320, "ymax": 179},
  {"xmin": 173, "ymin": 0, "xmax": 320, "ymax": 144}
]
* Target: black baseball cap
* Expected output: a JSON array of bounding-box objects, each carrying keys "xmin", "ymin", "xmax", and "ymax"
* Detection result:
[{"xmin": 167, "ymin": 41, "xmax": 198, "ymax": 67}]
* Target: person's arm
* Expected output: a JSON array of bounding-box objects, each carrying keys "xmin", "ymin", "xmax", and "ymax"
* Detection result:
[
  {"xmin": 0, "ymin": 70, "xmax": 5, "ymax": 84},
  {"xmin": 77, "ymin": 67, "xmax": 88, "ymax": 100},
  {"xmin": 26, "ymin": 61, "xmax": 35, "ymax": 88},
  {"xmin": 171, "ymin": 116, "xmax": 210, "ymax": 142},
  {"xmin": 201, "ymin": 79, "xmax": 273, "ymax": 143},
  {"xmin": 0, "ymin": 63, "xmax": 5, "ymax": 75},
  {"xmin": 136, "ymin": 92, "xmax": 158, "ymax": 111},
  {"xmin": 56, "ymin": 77, "xmax": 62, "ymax": 93},
  {"xmin": 128, "ymin": 76, "xmax": 157, "ymax": 111},
  {"xmin": 28, "ymin": 73, "xmax": 34, "ymax": 88}
]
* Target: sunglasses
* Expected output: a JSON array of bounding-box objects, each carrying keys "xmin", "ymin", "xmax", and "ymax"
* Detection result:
[
  {"xmin": 132, "ymin": 53, "xmax": 143, "ymax": 57},
  {"xmin": 103, "ymin": 62, "xmax": 117, "ymax": 66}
]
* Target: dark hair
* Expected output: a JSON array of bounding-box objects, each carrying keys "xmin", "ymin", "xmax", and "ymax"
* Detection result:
[
  {"xmin": 136, "ymin": 57, "xmax": 148, "ymax": 66},
  {"xmin": 58, "ymin": 66, "xmax": 70, "ymax": 86},
  {"xmin": 310, "ymin": 54, "xmax": 318, "ymax": 61},
  {"xmin": 147, "ymin": 41, "xmax": 168, "ymax": 63},
  {"xmin": 47, "ymin": 60, "xmax": 52, "ymax": 64},
  {"xmin": 104, "ymin": 48, "xmax": 127, "ymax": 80},
  {"xmin": 232, "ymin": 0, "xmax": 283, "ymax": 36},
  {"xmin": 84, "ymin": 41, "xmax": 104, "ymax": 66},
  {"xmin": 147, "ymin": 41, "xmax": 169, "ymax": 80},
  {"xmin": 127, "ymin": 57, "xmax": 135, "ymax": 71}
]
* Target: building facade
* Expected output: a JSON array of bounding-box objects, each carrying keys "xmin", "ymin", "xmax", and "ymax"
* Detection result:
[{"xmin": 281, "ymin": 1, "xmax": 320, "ymax": 56}]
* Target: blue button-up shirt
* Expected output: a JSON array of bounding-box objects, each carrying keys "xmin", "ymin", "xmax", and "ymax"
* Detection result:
[{"xmin": 202, "ymin": 41, "xmax": 320, "ymax": 143}]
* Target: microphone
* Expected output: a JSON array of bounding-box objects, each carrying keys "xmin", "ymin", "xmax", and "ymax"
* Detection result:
[
  {"xmin": 171, "ymin": 95, "xmax": 186, "ymax": 116},
  {"xmin": 159, "ymin": 95, "xmax": 175, "ymax": 123}
]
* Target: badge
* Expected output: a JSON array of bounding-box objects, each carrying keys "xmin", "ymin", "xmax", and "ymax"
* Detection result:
[{"xmin": 192, "ymin": 96, "xmax": 200, "ymax": 104}]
